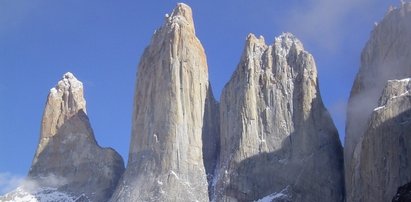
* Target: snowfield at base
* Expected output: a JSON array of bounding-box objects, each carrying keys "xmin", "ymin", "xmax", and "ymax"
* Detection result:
[{"xmin": 0, "ymin": 187, "xmax": 79, "ymax": 202}]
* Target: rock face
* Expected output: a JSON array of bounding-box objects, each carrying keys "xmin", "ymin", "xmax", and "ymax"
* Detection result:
[
  {"xmin": 345, "ymin": 3, "xmax": 411, "ymax": 201},
  {"xmin": 214, "ymin": 33, "xmax": 344, "ymax": 201},
  {"xmin": 28, "ymin": 72, "xmax": 125, "ymax": 202},
  {"xmin": 357, "ymin": 79, "xmax": 411, "ymax": 202},
  {"xmin": 110, "ymin": 3, "xmax": 216, "ymax": 201}
]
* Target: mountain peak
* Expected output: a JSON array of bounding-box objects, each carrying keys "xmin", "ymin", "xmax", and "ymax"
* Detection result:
[
  {"xmin": 275, "ymin": 32, "xmax": 304, "ymax": 52},
  {"xmin": 109, "ymin": 3, "xmax": 212, "ymax": 201},
  {"xmin": 164, "ymin": 3, "xmax": 194, "ymax": 33},
  {"xmin": 28, "ymin": 72, "xmax": 124, "ymax": 202},
  {"xmin": 172, "ymin": 3, "xmax": 192, "ymax": 19},
  {"xmin": 246, "ymin": 33, "xmax": 266, "ymax": 47},
  {"xmin": 53, "ymin": 72, "xmax": 82, "ymax": 91}
]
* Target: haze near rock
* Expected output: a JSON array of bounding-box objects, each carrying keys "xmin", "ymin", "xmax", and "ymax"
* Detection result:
[{"xmin": 345, "ymin": 3, "xmax": 411, "ymax": 201}]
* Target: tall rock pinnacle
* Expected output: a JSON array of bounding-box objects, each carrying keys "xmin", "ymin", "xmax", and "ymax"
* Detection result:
[
  {"xmin": 345, "ymin": 3, "xmax": 411, "ymax": 201},
  {"xmin": 214, "ymin": 33, "xmax": 345, "ymax": 201},
  {"xmin": 28, "ymin": 72, "xmax": 125, "ymax": 202},
  {"xmin": 110, "ymin": 3, "xmax": 217, "ymax": 201}
]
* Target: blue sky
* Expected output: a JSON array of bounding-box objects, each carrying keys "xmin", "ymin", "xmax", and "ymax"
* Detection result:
[{"xmin": 0, "ymin": 0, "xmax": 398, "ymax": 193}]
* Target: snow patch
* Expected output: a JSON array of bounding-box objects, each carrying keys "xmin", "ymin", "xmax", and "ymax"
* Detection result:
[
  {"xmin": 373, "ymin": 106, "xmax": 385, "ymax": 111},
  {"xmin": 0, "ymin": 187, "xmax": 80, "ymax": 202},
  {"xmin": 169, "ymin": 170, "xmax": 179, "ymax": 180},
  {"xmin": 255, "ymin": 186, "xmax": 292, "ymax": 202}
]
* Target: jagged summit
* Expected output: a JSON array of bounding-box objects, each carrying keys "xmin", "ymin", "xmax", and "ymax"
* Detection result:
[
  {"xmin": 169, "ymin": 3, "xmax": 193, "ymax": 23},
  {"xmin": 28, "ymin": 72, "xmax": 125, "ymax": 202},
  {"xmin": 274, "ymin": 32, "xmax": 304, "ymax": 51},
  {"xmin": 214, "ymin": 32, "xmax": 344, "ymax": 201},
  {"xmin": 245, "ymin": 32, "xmax": 303, "ymax": 50},
  {"xmin": 50, "ymin": 72, "xmax": 81, "ymax": 92},
  {"xmin": 162, "ymin": 3, "xmax": 195, "ymax": 34},
  {"xmin": 246, "ymin": 33, "xmax": 265, "ymax": 44},
  {"xmin": 34, "ymin": 72, "xmax": 86, "ymax": 159},
  {"xmin": 50, "ymin": 72, "xmax": 82, "ymax": 94}
]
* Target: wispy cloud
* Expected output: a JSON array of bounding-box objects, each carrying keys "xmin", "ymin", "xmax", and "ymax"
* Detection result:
[
  {"xmin": 0, "ymin": 172, "xmax": 69, "ymax": 195},
  {"xmin": 329, "ymin": 100, "xmax": 347, "ymax": 121},
  {"xmin": 0, "ymin": 172, "xmax": 24, "ymax": 195},
  {"xmin": 276, "ymin": 0, "xmax": 384, "ymax": 51}
]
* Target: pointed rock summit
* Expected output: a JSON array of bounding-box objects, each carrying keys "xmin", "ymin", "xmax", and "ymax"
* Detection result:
[
  {"xmin": 345, "ymin": 3, "xmax": 411, "ymax": 201},
  {"xmin": 28, "ymin": 72, "xmax": 125, "ymax": 202},
  {"xmin": 110, "ymin": 3, "xmax": 217, "ymax": 201},
  {"xmin": 214, "ymin": 33, "xmax": 345, "ymax": 201}
]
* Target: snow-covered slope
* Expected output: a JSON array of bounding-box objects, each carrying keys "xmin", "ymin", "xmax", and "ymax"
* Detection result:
[{"xmin": 0, "ymin": 186, "xmax": 88, "ymax": 202}]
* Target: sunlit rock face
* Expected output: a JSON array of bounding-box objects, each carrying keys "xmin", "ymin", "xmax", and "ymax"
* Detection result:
[
  {"xmin": 110, "ymin": 3, "xmax": 217, "ymax": 202},
  {"xmin": 28, "ymin": 72, "xmax": 125, "ymax": 202},
  {"xmin": 214, "ymin": 33, "xmax": 344, "ymax": 202},
  {"xmin": 345, "ymin": 3, "xmax": 411, "ymax": 202}
]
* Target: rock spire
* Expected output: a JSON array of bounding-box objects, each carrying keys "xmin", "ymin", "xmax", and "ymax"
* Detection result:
[
  {"xmin": 28, "ymin": 72, "xmax": 125, "ymax": 202},
  {"xmin": 110, "ymin": 3, "xmax": 217, "ymax": 201}
]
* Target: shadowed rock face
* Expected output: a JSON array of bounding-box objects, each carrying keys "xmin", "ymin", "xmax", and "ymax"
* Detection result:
[
  {"xmin": 214, "ymin": 33, "xmax": 344, "ymax": 202},
  {"xmin": 357, "ymin": 79, "xmax": 411, "ymax": 202},
  {"xmin": 345, "ymin": 3, "xmax": 411, "ymax": 201},
  {"xmin": 110, "ymin": 3, "xmax": 217, "ymax": 202},
  {"xmin": 29, "ymin": 72, "xmax": 125, "ymax": 202},
  {"xmin": 393, "ymin": 181, "xmax": 411, "ymax": 202}
]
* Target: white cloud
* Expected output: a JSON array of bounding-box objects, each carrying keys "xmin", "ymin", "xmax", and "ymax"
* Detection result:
[
  {"xmin": 0, "ymin": 172, "xmax": 70, "ymax": 196},
  {"xmin": 329, "ymin": 100, "xmax": 347, "ymax": 122},
  {"xmin": 0, "ymin": 172, "xmax": 24, "ymax": 195},
  {"xmin": 276, "ymin": 0, "xmax": 382, "ymax": 51}
]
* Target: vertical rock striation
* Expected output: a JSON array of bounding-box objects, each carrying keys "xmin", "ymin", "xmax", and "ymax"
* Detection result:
[
  {"xmin": 29, "ymin": 72, "xmax": 125, "ymax": 202},
  {"xmin": 110, "ymin": 3, "xmax": 216, "ymax": 201},
  {"xmin": 345, "ymin": 3, "xmax": 411, "ymax": 201},
  {"xmin": 214, "ymin": 33, "xmax": 344, "ymax": 202}
]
